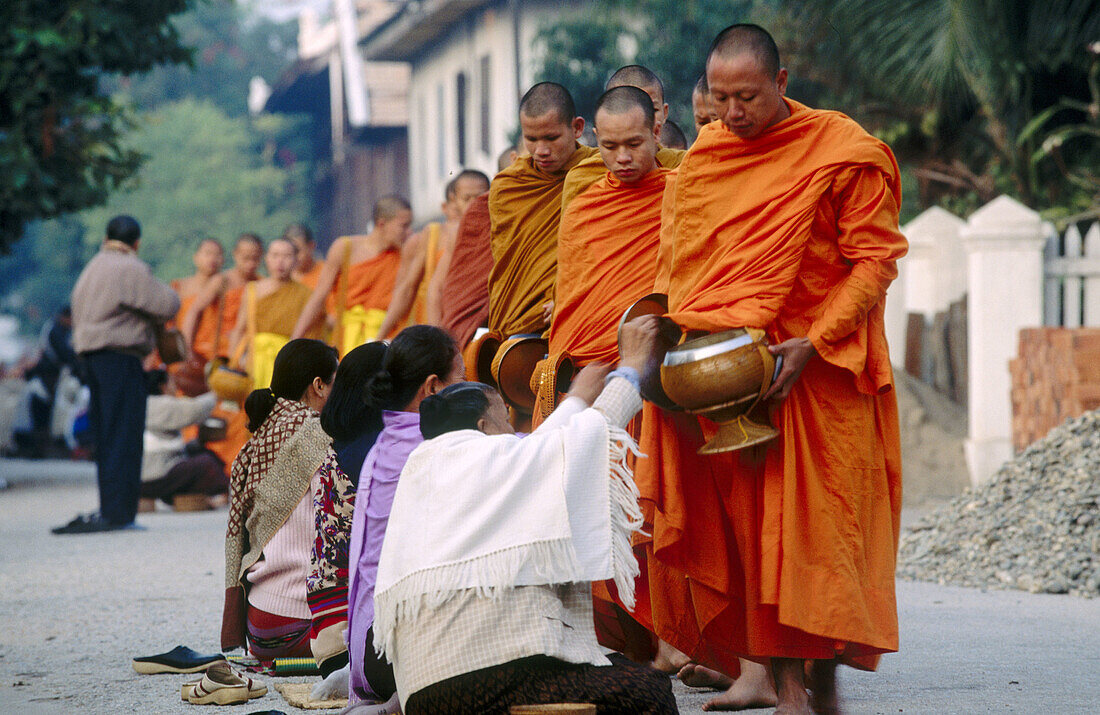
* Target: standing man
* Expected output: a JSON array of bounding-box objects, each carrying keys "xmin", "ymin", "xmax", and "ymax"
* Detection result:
[
  {"xmin": 487, "ymin": 82, "xmax": 597, "ymax": 339},
  {"xmin": 641, "ymin": 25, "xmax": 907, "ymax": 712},
  {"xmin": 56, "ymin": 215, "xmax": 179, "ymax": 534},
  {"xmin": 291, "ymin": 196, "xmax": 411, "ymax": 351}
]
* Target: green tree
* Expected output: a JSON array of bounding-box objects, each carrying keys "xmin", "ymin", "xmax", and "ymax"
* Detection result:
[
  {"xmin": 0, "ymin": 0, "xmax": 193, "ymax": 253},
  {"xmin": 80, "ymin": 98, "xmax": 310, "ymax": 282},
  {"xmin": 104, "ymin": 0, "xmax": 298, "ymax": 117},
  {"xmin": 790, "ymin": 0, "xmax": 1100, "ymax": 217},
  {"xmin": 535, "ymin": 15, "xmax": 631, "ymax": 121},
  {"xmin": 534, "ymin": 1, "xmax": 761, "ymax": 132}
]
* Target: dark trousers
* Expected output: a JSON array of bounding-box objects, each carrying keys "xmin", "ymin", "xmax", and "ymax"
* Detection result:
[
  {"xmin": 405, "ymin": 653, "xmax": 678, "ymax": 715},
  {"xmin": 83, "ymin": 351, "xmax": 146, "ymax": 525}
]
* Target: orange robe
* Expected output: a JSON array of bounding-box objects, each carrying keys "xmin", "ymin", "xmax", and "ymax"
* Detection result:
[
  {"xmin": 561, "ymin": 146, "xmax": 685, "ymax": 212},
  {"xmin": 410, "ymin": 223, "xmax": 444, "ymax": 325},
  {"xmin": 295, "ymin": 261, "xmax": 324, "ymax": 291},
  {"xmin": 487, "ymin": 145, "xmax": 598, "ymax": 337},
  {"xmin": 440, "ymin": 193, "xmax": 492, "ymax": 348},
  {"xmin": 639, "ymin": 99, "xmax": 907, "ymax": 674},
  {"xmin": 548, "ymin": 167, "xmax": 669, "ymax": 368},
  {"xmin": 544, "ymin": 166, "xmax": 670, "ymax": 657},
  {"xmin": 328, "ymin": 247, "xmax": 401, "ymax": 351}
]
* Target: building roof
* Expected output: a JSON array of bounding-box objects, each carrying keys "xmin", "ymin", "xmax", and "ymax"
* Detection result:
[
  {"xmin": 359, "ymin": 0, "xmax": 496, "ymax": 61},
  {"xmin": 265, "ymin": 57, "xmax": 410, "ymax": 128}
]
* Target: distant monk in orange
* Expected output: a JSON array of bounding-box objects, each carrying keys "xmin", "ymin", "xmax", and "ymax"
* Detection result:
[
  {"xmin": 227, "ymin": 237, "xmax": 322, "ymax": 389},
  {"xmin": 438, "ymin": 151, "xmax": 516, "ymax": 350},
  {"xmin": 291, "ymin": 195, "xmax": 411, "ymax": 351},
  {"xmin": 182, "ymin": 233, "xmax": 263, "ymax": 362},
  {"xmin": 378, "ymin": 170, "xmax": 490, "ymax": 338},
  {"xmin": 692, "ymin": 73, "xmax": 720, "ymax": 136},
  {"xmin": 171, "ymin": 238, "xmax": 224, "ymax": 356},
  {"xmin": 487, "ymin": 82, "xmax": 596, "ymax": 338},
  {"xmin": 561, "ymin": 65, "xmax": 685, "ymax": 211},
  {"xmin": 284, "ymin": 223, "xmax": 322, "ymax": 289},
  {"xmin": 423, "ymin": 170, "xmax": 491, "ymax": 327},
  {"xmin": 180, "ymin": 232, "xmax": 263, "ymax": 470},
  {"xmin": 640, "ymin": 24, "xmax": 906, "ymax": 713}
]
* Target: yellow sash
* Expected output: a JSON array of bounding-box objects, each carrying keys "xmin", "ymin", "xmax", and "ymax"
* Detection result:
[
  {"xmin": 251, "ymin": 332, "xmax": 288, "ymax": 389},
  {"xmin": 341, "ymin": 305, "xmax": 385, "ymax": 352}
]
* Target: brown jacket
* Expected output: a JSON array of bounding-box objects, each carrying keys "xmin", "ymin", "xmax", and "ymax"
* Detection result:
[{"xmin": 71, "ymin": 241, "xmax": 180, "ymax": 356}]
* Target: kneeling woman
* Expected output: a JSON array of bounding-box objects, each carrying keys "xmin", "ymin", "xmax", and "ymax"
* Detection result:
[
  {"xmin": 222, "ymin": 338, "xmax": 338, "ymax": 661},
  {"xmin": 371, "ymin": 316, "xmax": 677, "ymax": 714}
]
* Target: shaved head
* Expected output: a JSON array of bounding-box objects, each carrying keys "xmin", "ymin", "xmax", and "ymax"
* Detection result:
[
  {"xmin": 372, "ymin": 194, "xmax": 411, "ymax": 224},
  {"xmin": 707, "ymin": 23, "xmax": 781, "ymax": 78},
  {"xmin": 694, "ymin": 73, "xmax": 709, "ymax": 97},
  {"xmin": 446, "ymin": 170, "xmax": 490, "ymax": 199},
  {"xmin": 660, "ymin": 120, "xmax": 688, "ymax": 150},
  {"xmin": 497, "ymin": 146, "xmax": 518, "ymax": 172},
  {"xmin": 595, "ymin": 86, "xmax": 656, "ymax": 129},
  {"xmin": 198, "ymin": 237, "xmax": 224, "ymax": 254},
  {"xmin": 235, "ymin": 232, "xmax": 263, "ymax": 251},
  {"xmin": 606, "ymin": 64, "xmax": 665, "ymax": 103},
  {"xmin": 519, "ymin": 82, "xmax": 576, "ymax": 124}
]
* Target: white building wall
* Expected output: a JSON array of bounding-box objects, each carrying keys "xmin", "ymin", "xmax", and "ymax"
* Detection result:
[{"xmin": 405, "ymin": 0, "xmax": 589, "ymax": 221}]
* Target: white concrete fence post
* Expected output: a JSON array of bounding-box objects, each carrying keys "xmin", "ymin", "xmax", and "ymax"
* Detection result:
[{"xmin": 960, "ymin": 195, "xmax": 1045, "ymax": 487}]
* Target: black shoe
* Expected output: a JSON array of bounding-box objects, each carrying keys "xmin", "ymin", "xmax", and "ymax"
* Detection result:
[
  {"xmin": 132, "ymin": 645, "xmax": 227, "ymax": 674},
  {"xmin": 50, "ymin": 512, "xmax": 132, "ymax": 535}
]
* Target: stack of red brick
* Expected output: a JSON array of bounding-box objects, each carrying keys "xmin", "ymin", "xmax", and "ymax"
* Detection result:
[{"xmin": 1010, "ymin": 327, "xmax": 1100, "ymax": 451}]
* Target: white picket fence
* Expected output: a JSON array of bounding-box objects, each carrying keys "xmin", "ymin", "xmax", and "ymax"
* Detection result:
[
  {"xmin": 1043, "ymin": 220, "xmax": 1100, "ymax": 327},
  {"xmin": 888, "ymin": 196, "xmax": 1100, "ymax": 488}
]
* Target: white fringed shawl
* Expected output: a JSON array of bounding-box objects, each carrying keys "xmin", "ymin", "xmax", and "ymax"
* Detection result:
[{"xmin": 372, "ymin": 407, "xmax": 643, "ymax": 659}]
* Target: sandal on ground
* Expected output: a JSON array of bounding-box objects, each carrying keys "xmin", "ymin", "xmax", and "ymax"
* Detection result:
[
  {"xmin": 186, "ymin": 662, "xmax": 265, "ymax": 705},
  {"xmin": 182, "ymin": 670, "xmax": 267, "ymax": 701}
]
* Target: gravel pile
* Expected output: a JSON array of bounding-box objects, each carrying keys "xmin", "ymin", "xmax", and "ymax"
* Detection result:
[{"xmin": 898, "ymin": 409, "xmax": 1100, "ymax": 597}]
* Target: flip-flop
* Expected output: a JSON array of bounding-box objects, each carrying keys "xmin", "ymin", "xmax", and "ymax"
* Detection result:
[
  {"xmin": 186, "ymin": 662, "xmax": 263, "ymax": 705},
  {"xmin": 132, "ymin": 645, "xmax": 227, "ymax": 674}
]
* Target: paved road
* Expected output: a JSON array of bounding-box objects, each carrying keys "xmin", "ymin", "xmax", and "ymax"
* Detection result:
[{"xmin": 1, "ymin": 458, "xmax": 1097, "ymax": 713}]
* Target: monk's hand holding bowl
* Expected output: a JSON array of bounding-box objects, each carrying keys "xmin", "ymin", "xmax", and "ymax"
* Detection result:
[
  {"xmin": 542, "ymin": 300, "xmax": 555, "ymax": 326},
  {"xmin": 568, "ymin": 363, "xmax": 613, "ymax": 405},
  {"xmin": 763, "ymin": 337, "xmax": 817, "ymax": 403}
]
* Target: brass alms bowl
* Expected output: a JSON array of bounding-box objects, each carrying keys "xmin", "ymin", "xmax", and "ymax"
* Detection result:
[{"xmin": 660, "ymin": 327, "xmax": 781, "ymax": 454}]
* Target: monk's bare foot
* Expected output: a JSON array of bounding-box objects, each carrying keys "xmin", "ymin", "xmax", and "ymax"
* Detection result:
[
  {"xmin": 808, "ymin": 659, "xmax": 840, "ymax": 714},
  {"xmin": 701, "ymin": 660, "xmax": 777, "ymax": 711},
  {"xmin": 771, "ymin": 657, "xmax": 812, "ymax": 715},
  {"xmin": 678, "ymin": 663, "xmax": 734, "ymax": 689},
  {"xmin": 650, "ymin": 639, "xmax": 691, "ymax": 673}
]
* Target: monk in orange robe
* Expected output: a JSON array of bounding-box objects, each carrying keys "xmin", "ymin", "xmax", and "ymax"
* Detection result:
[
  {"xmin": 291, "ymin": 196, "xmax": 410, "ymax": 352},
  {"xmin": 378, "ymin": 170, "xmax": 491, "ymax": 337},
  {"xmin": 487, "ymin": 82, "xmax": 597, "ymax": 339},
  {"xmin": 284, "ymin": 223, "xmax": 323, "ymax": 290},
  {"xmin": 532, "ymin": 85, "xmax": 672, "ymax": 663},
  {"xmin": 227, "ymin": 237, "xmax": 321, "ymax": 389},
  {"xmin": 692, "ymin": 73, "xmax": 720, "ymax": 136},
  {"xmin": 168, "ymin": 239, "xmax": 224, "ymax": 389},
  {"xmin": 437, "ymin": 150, "xmax": 519, "ymax": 349},
  {"xmin": 640, "ymin": 25, "xmax": 907, "ymax": 713},
  {"xmin": 561, "ymin": 65, "xmax": 686, "ymax": 212},
  {"xmin": 181, "ymin": 234, "xmax": 262, "ymax": 362},
  {"xmin": 179, "ymin": 233, "xmax": 263, "ymax": 469}
]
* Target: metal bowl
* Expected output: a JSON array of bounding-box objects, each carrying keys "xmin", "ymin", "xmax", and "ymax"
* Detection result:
[
  {"xmin": 616, "ymin": 293, "xmax": 682, "ymax": 410},
  {"xmin": 660, "ymin": 327, "xmax": 781, "ymax": 454}
]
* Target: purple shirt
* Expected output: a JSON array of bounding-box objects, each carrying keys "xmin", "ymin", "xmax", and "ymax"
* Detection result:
[{"xmin": 347, "ymin": 409, "xmax": 423, "ymax": 701}]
